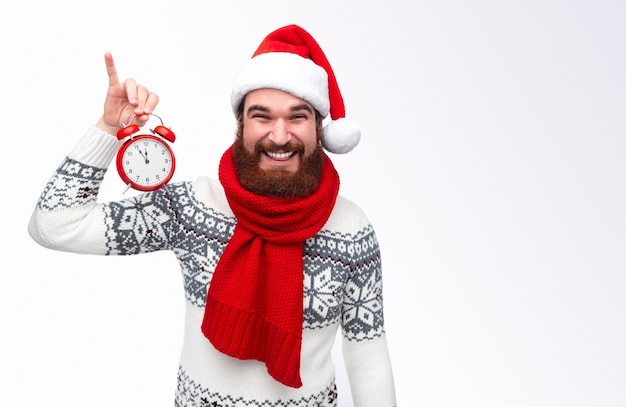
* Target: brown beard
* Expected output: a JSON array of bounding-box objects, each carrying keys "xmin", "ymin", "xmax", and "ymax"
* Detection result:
[{"xmin": 233, "ymin": 136, "xmax": 325, "ymax": 198}]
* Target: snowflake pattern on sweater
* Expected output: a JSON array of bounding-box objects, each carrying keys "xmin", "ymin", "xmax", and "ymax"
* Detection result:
[{"xmin": 33, "ymin": 153, "xmax": 393, "ymax": 406}]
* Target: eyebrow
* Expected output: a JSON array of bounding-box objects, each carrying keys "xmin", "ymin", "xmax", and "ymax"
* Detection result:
[
  {"xmin": 246, "ymin": 104, "xmax": 269, "ymax": 115},
  {"xmin": 246, "ymin": 103, "xmax": 314, "ymax": 116},
  {"xmin": 290, "ymin": 104, "xmax": 314, "ymax": 114}
]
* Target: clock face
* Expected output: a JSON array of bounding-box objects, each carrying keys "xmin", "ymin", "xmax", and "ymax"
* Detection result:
[{"xmin": 116, "ymin": 135, "xmax": 175, "ymax": 191}]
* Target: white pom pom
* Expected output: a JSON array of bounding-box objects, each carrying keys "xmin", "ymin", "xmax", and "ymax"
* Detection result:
[{"xmin": 322, "ymin": 118, "xmax": 361, "ymax": 154}]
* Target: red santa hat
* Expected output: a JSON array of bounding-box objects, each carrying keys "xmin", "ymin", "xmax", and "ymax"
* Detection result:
[{"xmin": 230, "ymin": 24, "xmax": 360, "ymax": 154}]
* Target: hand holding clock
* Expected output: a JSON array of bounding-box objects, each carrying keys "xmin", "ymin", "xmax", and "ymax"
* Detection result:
[
  {"xmin": 96, "ymin": 52, "xmax": 160, "ymax": 135},
  {"xmin": 90, "ymin": 52, "xmax": 177, "ymax": 192}
]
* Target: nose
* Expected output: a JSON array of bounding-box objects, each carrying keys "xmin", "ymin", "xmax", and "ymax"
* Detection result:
[{"xmin": 268, "ymin": 119, "xmax": 291, "ymax": 146}]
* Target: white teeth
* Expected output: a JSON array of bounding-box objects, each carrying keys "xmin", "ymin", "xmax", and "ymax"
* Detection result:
[{"xmin": 266, "ymin": 151, "xmax": 294, "ymax": 159}]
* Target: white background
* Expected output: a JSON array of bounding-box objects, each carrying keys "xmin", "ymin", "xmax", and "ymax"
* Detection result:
[{"xmin": 1, "ymin": 1, "xmax": 625, "ymax": 406}]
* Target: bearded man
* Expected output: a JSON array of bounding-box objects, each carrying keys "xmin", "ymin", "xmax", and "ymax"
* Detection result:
[{"xmin": 28, "ymin": 25, "xmax": 397, "ymax": 407}]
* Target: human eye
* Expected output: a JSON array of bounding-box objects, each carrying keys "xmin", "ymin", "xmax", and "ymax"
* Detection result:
[
  {"xmin": 290, "ymin": 104, "xmax": 314, "ymax": 121},
  {"xmin": 291, "ymin": 111, "xmax": 312, "ymax": 121},
  {"xmin": 246, "ymin": 105, "xmax": 271, "ymax": 120}
]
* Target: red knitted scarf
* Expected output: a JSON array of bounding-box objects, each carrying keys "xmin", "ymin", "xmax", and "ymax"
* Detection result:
[{"xmin": 201, "ymin": 145, "xmax": 339, "ymax": 388}]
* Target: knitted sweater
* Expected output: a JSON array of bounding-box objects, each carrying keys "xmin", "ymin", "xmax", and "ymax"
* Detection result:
[{"xmin": 28, "ymin": 126, "xmax": 397, "ymax": 407}]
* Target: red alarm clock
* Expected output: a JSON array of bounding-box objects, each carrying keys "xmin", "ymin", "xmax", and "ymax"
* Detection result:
[{"xmin": 116, "ymin": 114, "xmax": 176, "ymax": 192}]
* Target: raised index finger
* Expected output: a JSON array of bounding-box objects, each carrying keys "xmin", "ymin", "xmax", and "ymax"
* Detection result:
[{"xmin": 104, "ymin": 52, "xmax": 120, "ymax": 87}]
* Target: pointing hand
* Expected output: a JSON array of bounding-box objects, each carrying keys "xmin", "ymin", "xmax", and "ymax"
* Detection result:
[{"xmin": 96, "ymin": 52, "xmax": 160, "ymax": 135}]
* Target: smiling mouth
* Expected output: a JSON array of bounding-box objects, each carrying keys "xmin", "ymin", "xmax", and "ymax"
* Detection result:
[{"xmin": 264, "ymin": 151, "xmax": 296, "ymax": 160}]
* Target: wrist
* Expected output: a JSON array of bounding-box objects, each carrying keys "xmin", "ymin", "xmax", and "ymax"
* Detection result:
[{"xmin": 96, "ymin": 117, "xmax": 120, "ymax": 136}]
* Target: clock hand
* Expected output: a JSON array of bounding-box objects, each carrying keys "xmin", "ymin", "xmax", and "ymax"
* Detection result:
[
  {"xmin": 135, "ymin": 145, "xmax": 150, "ymax": 164},
  {"xmin": 135, "ymin": 145, "xmax": 146, "ymax": 159}
]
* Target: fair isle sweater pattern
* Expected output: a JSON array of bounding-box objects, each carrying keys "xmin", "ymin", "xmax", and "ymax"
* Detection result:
[
  {"xmin": 36, "ymin": 157, "xmax": 387, "ymax": 406},
  {"xmin": 176, "ymin": 367, "xmax": 338, "ymax": 407}
]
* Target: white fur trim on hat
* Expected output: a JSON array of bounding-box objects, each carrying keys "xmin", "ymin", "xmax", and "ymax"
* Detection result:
[{"xmin": 230, "ymin": 52, "xmax": 330, "ymax": 117}]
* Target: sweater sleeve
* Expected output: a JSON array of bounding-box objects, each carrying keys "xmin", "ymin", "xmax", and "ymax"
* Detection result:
[
  {"xmin": 343, "ymin": 334, "xmax": 397, "ymax": 406},
  {"xmin": 28, "ymin": 126, "xmax": 175, "ymax": 256},
  {"xmin": 340, "ymin": 208, "xmax": 397, "ymax": 406}
]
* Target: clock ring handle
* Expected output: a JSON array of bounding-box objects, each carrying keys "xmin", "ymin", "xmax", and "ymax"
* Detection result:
[
  {"xmin": 117, "ymin": 113, "xmax": 176, "ymax": 143},
  {"xmin": 120, "ymin": 113, "xmax": 164, "ymax": 127}
]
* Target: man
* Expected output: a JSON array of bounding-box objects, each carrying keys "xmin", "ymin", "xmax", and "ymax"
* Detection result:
[{"xmin": 29, "ymin": 25, "xmax": 396, "ymax": 406}]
